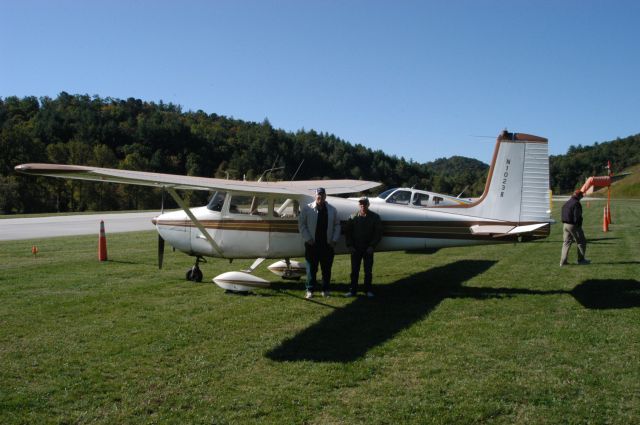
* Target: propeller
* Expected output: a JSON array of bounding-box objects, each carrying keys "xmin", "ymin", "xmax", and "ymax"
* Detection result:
[{"xmin": 158, "ymin": 188, "xmax": 165, "ymax": 269}]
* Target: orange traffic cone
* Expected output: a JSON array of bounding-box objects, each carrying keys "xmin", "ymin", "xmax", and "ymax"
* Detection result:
[
  {"xmin": 31, "ymin": 245, "xmax": 39, "ymax": 257},
  {"xmin": 606, "ymin": 203, "xmax": 612, "ymax": 224},
  {"xmin": 98, "ymin": 220, "xmax": 108, "ymax": 261},
  {"xmin": 602, "ymin": 207, "xmax": 609, "ymax": 232}
]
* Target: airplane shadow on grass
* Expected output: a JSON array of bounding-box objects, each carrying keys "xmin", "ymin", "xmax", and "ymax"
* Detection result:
[
  {"xmin": 572, "ymin": 279, "xmax": 640, "ymax": 309},
  {"xmin": 266, "ymin": 260, "xmax": 640, "ymax": 363},
  {"xmin": 267, "ymin": 259, "xmax": 495, "ymax": 363}
]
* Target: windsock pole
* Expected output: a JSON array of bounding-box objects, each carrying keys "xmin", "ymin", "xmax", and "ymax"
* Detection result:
[
  {"xmin": 98, "ymin": 220, "xmax": 108, "ymax": 261},
  {"xmin": 606, "ymin": 187, "xmax": 612, "ymax": 224}
]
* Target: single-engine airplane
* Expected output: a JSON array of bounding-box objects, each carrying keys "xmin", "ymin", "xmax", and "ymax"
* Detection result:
[{"xmin": 15, "ymin": 130, "xmax": 552, "ymax": 292}]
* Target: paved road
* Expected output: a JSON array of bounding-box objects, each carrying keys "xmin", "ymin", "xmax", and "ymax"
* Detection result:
[{"xmin": 0, "ymin": 212, "xmax": 159, "ymax": 241}]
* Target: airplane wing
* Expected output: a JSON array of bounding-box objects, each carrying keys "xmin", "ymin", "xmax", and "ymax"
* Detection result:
[{"xmin": 14, "ymin": 163, "xmax": 381, "ymax": 196}]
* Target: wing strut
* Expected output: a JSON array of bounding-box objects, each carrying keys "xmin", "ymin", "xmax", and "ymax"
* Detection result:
[{"xmin": 166, "ymin": 187, "xmax": 225, "ymax": 257}]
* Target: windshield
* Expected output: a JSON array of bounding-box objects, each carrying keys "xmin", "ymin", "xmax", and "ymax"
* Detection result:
[
  {"xmin": 378, "ymin": 188, "xmax": 396, "ymax": 199},
  {"xmin": 206, "ymin": 191, "xmax": 227, "ymax": 212}
]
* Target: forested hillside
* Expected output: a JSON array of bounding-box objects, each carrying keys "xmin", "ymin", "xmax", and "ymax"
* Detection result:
[
  {"xmin": 550, "ymin": 134, "xmax": 640, "ymax": 193},
  {"xmin": 1, "ymin": 93, "xmax": 638, "ymax": 214},
  {"xmin": 0, "ymin": 94, "xmax": 487, "ymax": 214}
]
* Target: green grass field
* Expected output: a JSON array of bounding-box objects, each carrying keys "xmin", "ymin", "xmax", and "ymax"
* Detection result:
[{"xmin": 1, "ymin": 201, "xmax": 639, "ymax": 424}]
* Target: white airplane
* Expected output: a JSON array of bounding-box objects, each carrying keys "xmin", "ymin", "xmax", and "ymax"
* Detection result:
[
  {"xmin": 15, "ymin": 130, "xmax": 552, "ymax": 292},
  {"xmin": 362, "ymin": 187, "xmax": 474, "ymax": 208}
]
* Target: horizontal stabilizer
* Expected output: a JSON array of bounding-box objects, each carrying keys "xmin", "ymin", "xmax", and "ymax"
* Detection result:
[
  {"xmin": 508, "ymin": 223, "xmax": 548, "ymax": 234},
  {"xmin": 469, "ymin": 225, "xmax": 515, "ymax": 235},
  {"xmin": 470, "ymin": 222, "xmax": 547, "ymax": 237}
]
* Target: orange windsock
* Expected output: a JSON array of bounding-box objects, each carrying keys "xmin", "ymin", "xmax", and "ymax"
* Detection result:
[
  {"xmin": 580, "ymin": 175, "xmax": 612, "ymax": 194},
  {"xmin": 98, "ymin": 220, "xmax": 108, "ymax": 261},
  {"xmin": 602, "ymin": 207, "xmax": 609, "ymax": 232}
]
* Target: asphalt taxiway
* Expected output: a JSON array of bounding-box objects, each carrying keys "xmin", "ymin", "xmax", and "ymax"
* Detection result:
[{"xmin": 0, "ymin": 212, "xmax": 158, "ymax": 241}]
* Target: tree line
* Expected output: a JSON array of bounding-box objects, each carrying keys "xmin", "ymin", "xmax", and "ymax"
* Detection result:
[
  {"xmin": 1, "ymin": 93, "xmax": 637, "ymax": 213},
  {"xmin": 0, "ymin": 93, "xmax": 488, "ymax": 213},
  {"xmin": 550, "ymin": 135, "xmax": 640, "ymax": 193}
]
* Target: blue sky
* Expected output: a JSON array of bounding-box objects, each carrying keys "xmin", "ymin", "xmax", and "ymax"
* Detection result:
[{"xmin": 1, "ymin": 1, "xmax": 638, "ymax": 164}]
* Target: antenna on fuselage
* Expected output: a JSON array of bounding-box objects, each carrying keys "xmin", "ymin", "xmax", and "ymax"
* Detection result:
[
  {"xmin": 291, "ymin": 159, "xmax": 305, "ymax": 181},
  {"xmin": 456, "ymin": 185, "xmax": 470, "ymax": 198}
]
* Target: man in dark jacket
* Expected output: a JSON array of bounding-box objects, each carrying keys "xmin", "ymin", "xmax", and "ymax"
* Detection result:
[
  {"xmin": 344, "ymin": 197, "xmax": 383, "ymax": 297},
  {"xmin": 560, "ymin": 190, "xmax": 589, "ymax": 266}
]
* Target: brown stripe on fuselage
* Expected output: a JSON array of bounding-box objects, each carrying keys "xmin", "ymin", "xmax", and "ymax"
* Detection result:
[{"xmin": 154, "ymin": 219, "xmax": 550, "ymax": 240}]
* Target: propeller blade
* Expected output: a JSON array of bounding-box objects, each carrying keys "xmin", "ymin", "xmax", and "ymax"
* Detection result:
[{"xmin": 158, "ymin": 234, "xmax": 165, "ymax": 269}]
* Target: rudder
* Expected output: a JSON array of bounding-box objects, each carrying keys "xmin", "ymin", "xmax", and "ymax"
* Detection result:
[{"xmin": 454, "ymin": 131, "xmax": 550, "ymax": 223}]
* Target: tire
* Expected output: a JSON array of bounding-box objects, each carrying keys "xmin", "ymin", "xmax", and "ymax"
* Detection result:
[
  {"xmin": 186, "ymin": 268, "xmax": 203, "ymax": 282},
  {"xmin": 193, "ymin": 268, "xmax": 203, "ymax": 282}
]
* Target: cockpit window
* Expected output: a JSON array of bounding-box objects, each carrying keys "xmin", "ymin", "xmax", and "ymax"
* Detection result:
[
  {"xmin": 206, "ymin": 191, "xmax": 227, "ymax": 212},
  {"xmin": 387, "ymin": 190, "xmax": 411, "ymax": 205},
  {"xmin": 378, "ymin": 188, "xmax": 396, "ymax": 199},
  {"xmin": 228, "ymin": 195, "xmax": 269, "ymax": 215},
  {"xmin": 412, "ymin": 193, "xmax": 429, "ymax": 206},
  {"xmin": 273, "ymin": 198, "xmax": 300, "ymax": 218}
]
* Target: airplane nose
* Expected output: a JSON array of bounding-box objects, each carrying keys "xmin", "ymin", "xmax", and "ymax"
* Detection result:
[{"xmin": 152, "ymin": 216, "xmax": 158, "ymax": 225}]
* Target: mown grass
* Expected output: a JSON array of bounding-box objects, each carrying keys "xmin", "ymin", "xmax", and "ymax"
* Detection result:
[{"xmin": 1, "ymin": 201, "xmax": 639, "ymax": 424}]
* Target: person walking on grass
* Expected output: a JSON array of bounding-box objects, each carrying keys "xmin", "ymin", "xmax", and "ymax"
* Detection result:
[
  {"xmin": 344, "ymin": 196, "xmax": 383, "ymax": 297},
  {"xmin": 560, "ymin": 189, "xmax": 590, "ymax": 266}
]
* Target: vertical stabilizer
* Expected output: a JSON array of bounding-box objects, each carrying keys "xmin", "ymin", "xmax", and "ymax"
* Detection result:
[{"xmin": 445, "ymin": 131, "xmax": 550, "ymax": 223}]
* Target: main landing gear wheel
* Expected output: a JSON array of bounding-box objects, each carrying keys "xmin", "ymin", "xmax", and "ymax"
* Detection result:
[
  {"xmin": 186, "ymin": 266, "xmax": 203, "ymax": 282},
  {"xmin": 186, "ymin": 256, "xmax": 205, "ymax": 282}
]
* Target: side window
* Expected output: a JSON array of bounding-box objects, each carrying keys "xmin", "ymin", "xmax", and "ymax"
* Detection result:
[
  {"xmin": 412, "ymin": 193, "xmax": 429, "ymax": 206},
  {"xmin": 207, "ymin": 191, "xmax": 227, "ymax": 212},
  {"xmin": 388, "ymin": 190, "xmax": 411, "ymax": 205},
  {"xmin": 433, "ymin": 196, "xmax": 443, "ymax": 205},
  {"xmin": 228, "ymin": 195, "xmax": 269, "ymax": 215},
  {"xmin": 273, "ymin": 198, "xmax": 300, "ymax": 218}
]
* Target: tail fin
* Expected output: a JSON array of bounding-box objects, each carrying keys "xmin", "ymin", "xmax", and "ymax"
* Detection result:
[{"xmin": 449, "ymin": 131, "xmax": 551, "ymax": 223}]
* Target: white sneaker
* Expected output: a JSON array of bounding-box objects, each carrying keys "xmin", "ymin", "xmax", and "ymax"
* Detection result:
[
  {"xmin": 305, "ymin": 291, "xmax": 313, "ymax": 299},
  {"xmin": 366, "ymin": 291, "xmax": 375, "ymax": 298},
  {"xmin": 344, "ymin": 291, "xmax": 355, "ymax": 297},
  {"xmin": 322, "ymin": 291, "xmax": 330, "ymax": 298}
]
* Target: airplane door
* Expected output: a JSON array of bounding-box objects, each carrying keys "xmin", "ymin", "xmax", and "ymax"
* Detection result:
[
  {"xmin": 220, "ymin": 194, "xmax": 269, "ymax": 258},
  {"xmin": 269, "ymin": 198, "xmax": 303, "ymax": 257}
]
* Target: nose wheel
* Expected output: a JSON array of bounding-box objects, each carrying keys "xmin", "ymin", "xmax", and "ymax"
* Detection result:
[{"xmin": 186, "ymin": 256, "xmax": 205, "ymax": 282}]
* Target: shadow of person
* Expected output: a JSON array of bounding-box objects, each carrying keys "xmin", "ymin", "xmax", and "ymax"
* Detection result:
[
  {"xmin": 266, "ymin": 259, "xmax": 496, "ymax": 363},
  {"xmin": 572, "ymin": 279, "xmax": 640, "ymax": 309}
]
